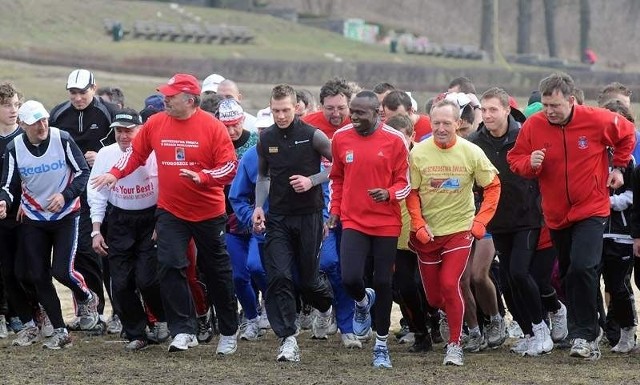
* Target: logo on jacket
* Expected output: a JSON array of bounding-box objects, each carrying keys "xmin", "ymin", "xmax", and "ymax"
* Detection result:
[
  {"xmin": 268, "ymin": 146, "xmax": 278, "ymax": 153},
  {"xmin": 577, "ymin": 136, "xmax": 588, "ymax": 150},
  {"xmin": 89, "ymin": 123, "xmax": 99, "ymax": 130},
  {"xmin": 345, "ymin": 150, "xmax": 354, "ymax": 163}
]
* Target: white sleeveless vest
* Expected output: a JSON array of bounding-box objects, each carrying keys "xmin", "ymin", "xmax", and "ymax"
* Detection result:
[{"xmin": 15, "ymin": 127, "xmax": 79, "ymax": 221}]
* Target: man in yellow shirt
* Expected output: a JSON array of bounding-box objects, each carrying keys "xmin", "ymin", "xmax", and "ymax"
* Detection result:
[{"xmin": 406, "ymin": 99, "xmax": 501, "ymax": 366}]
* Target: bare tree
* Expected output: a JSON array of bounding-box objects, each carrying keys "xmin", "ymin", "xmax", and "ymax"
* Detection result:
[
  {"xmin": 543, "ymin": 0, "xmax": 558, "ymax": 57},
  {"xmin": 579, "ymin": 0, "xmax": 591, "ymax": 62},
  {"xmin": 480, "ymin": 0, "xmax": 495, "ymax": 61},
  {"xmin": 517, "ymin": 0, "xmax": 532, "ymax": 54}
]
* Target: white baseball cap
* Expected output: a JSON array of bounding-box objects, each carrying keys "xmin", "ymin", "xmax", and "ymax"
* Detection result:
[
  {"xmin": 18, "ymin": 100, "xmax": 50, "ymax": 125},
  {"xmin": 255, "ymin": 107, "xmax": 274, "ymax": 128},
  {"xmin": 201, "ymin": 73, "xmax": 225, "ymax": 93},
  {"xmin": 66, "ymin": 69, "xmax": 95, "ymax": 90}
]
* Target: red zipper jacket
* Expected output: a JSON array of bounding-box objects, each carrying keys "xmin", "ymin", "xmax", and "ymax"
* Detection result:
[{"xmin": 507, "ymin": 105, "xmax": 635, "ymax": 230}]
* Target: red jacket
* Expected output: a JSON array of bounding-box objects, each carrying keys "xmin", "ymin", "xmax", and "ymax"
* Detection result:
[
  {"xmin": 414, "ymin": 114, "xmax": 432, "ymax": 141},
  {"xmin": 507, "ymin": 105, "xmax": 635, "ymax": 229},
  {"xmin": 110, "ymin": 109, "xmax": 237, "ymax": 221},
  {"xmin": 329, "ymin": 123, "xmax": 410, "ymax": 236},
  {"xmin": 302, "ymin": 110, "xmax": 351, "ymax": 140}
]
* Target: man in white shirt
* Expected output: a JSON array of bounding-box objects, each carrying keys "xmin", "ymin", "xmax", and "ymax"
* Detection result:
[{"xmin": 87, "ymin": 108, "xmax": 166, "ymax": 351}]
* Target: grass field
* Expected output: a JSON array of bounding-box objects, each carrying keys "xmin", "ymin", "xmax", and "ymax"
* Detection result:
[{"xmin": 1, "ymin": 0, "xmax": 498, "ymax": 68}]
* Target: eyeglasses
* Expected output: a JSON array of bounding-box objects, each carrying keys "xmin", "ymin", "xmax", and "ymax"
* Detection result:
[{"xmin": 323, "ymin": 105, "xmax": 349, "ymax": 113}]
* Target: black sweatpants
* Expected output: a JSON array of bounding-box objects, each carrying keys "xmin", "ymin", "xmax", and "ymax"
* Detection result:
[
  {"xmin": 341, "ymin": 229, "xmax": 397, "ymax": 337},
  {"xmin": 551, "ymin": 217, "xmax": 606, "ymax": 341},
  {"xmin": 108, "ymin": 206, "xmax": 164, "ymax": 340},
  {"xmin": 263, "ymin": 211, "xmax": 334, "ymax": 339},
  {"xmin": 21, "ymin": 214, "xmax": 91, "ymax": 328},
  {"xmin": 494, "ymin": 229, "xmax": 543, "ymax": 335},
  {"xmin": 76, "ymin": 195, "xmax": 106, "ymax": 315},
  {"xmin": 601, "ymin": 239, "xmax": 636, "ymax": 334},
  {"xmin": 155, "ymin": 209, "xmax": 237, "ymax": 337},
  {"xmin": 0, "ymin": 221, "xmax": 37, "ymax": 322},
  {"xmin": 393, "ymin": 248, "xmax": 435, "ymax": 334}
]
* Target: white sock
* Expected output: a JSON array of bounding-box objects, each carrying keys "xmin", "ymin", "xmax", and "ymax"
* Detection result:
[
  {"xmin": 490, "ymin": 314, "xmax": 502, "ymax": 322},
  {"xmin": 469, "ymin": 326, "xmax": 481, "ymax": 336},
  {"xmin": 356, "ymin": 295, "xmax": 368, "ymax": 308},
  {"xmin": 375, "ymin": 334, "xmax": 388, "ymax": 348}
]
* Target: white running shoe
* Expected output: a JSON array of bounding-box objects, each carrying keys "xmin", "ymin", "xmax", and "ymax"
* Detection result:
[
  {"xmin": 550, "ymin": 302, "xmax": 568, "ymax": 342},
  {"xmin": 258, "ymin": 308, "xmax": 271, "ymax": 330},
  {"xmin": 107, "ymin": 314, "xmax": 123, "ymax": 335},
  {"xmin": 42, "ymin": 328, "xmax": 72, "ymax": 350},
  {"xmin": 12, "ymin": 325, "xmax": 41, "ymax": 346},
  {"xmin": 507, "ymin": 320, "xmax": 524, "ymax": 339},
  {"xmin": 611, "ymin": 326, "xmax": 636, "ymax": 353},
  {"xmin": 443, "ymin": 343, "xmax": 464, "ymax": 366},
  {"xmin": 277, "ymin": 336, "xmax": 300, "ymax": 362},
  {"xmin": 570, "ymin": 338, "xmax": 601, "ymax": 360},
  {"xmin": 486, "ymin": 317, "xmax": 507, "ymax": 348},
  {"xmin": 399, "ymin": 332, "xmax": 415, "ymax": 345},
  {"xmin": 240, "ymin": 317, "xmax": 261, "ymax": 341},
  {"xmin": 463, "ymin": 332, "xmax": 487, "ymax": 353},
  {"xmin": 36, "ymin": 306, "xmax": 54, "ymax": 338},
  {"xmin": 311, "ymin": 307, "xmax": 333, "ymax": 340},
  {"xmin": 147, "ymin": 322, "xmax": 170, "ymax": 343},
  {"xmin": 341, "ymin": 333, "xmax": 363, "ymax": 349},
  {"xmin": 510, "ymin": 335, "xmax": 531, "ymax": 355},
  {"xmin": 216, "ymin": 333, "xmax": 238, "ymax": 355},
  {"xmin": 524, "ymin": 322, "xmax": 553, "ymax": 356},
  {"xmin": 0, "ymin": 315, "xmax": 8, "ymax": 339},
  {"xmin": 168, "ymin": 333, "xmax": 198, "ymax": 352}
]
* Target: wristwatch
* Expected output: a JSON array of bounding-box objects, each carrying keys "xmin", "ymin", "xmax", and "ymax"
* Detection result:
[{"xmin": 91, "ymin": 230, "xmax": 101, "ymax": 238}]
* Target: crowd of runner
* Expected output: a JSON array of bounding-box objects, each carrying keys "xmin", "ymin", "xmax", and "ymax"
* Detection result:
[{"xmin": 0, "ymin": 68, "xmax": 638, "ymax": 368}]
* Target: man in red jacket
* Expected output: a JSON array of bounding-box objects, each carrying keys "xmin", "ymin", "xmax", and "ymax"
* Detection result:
[
  {"xmin": 302, "ymin": 78, "xmax": 352, "ymax": 139},
  {"xmin": 328, "ymin": 91, "xmax": 410, "ymax": 368},
  {"xmin": 91, "ymin": 74, "xmax": 239, "ymax": 354},
  {"xmin": 507, "ymin": 72, "xmax": 636, "ymax": 361}
]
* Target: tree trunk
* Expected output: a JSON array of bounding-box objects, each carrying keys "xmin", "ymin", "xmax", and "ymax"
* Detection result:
[
  {"xmin": 480, "ymin": 0, "xmax": 495, "ymax": 61},
  {"xmin": 543, "ymin": 0, "xmax": 558, "ymax": 57},
  {"xmin": 517, "ymin": 0, "xmax": 532, "ymax": 54},
  {"xmin": 579, "ymin": 0, "xmax": 591, "ymax": 62}
]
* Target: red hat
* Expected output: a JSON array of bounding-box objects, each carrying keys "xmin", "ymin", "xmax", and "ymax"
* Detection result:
[
  {"xmin": 157, "ymin": 74, "xmax": 201, "ymax": 96},
  {"xmin": 508, "ymin": 96, "xmax": 519, "ymax": 109}
]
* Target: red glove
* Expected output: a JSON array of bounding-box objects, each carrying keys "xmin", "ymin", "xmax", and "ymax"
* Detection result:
[{"xmin": 471, "ymin": 220, "xmax": 486, "ymax": 240}]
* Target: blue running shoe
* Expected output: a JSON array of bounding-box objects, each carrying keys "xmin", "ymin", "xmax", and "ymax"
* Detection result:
[
  {"xmin": 372, "ymin": 345, "xmax": 392, "ymax": 368},
  {"xmin": 353, "ymin": 288, "xmax": 376, "ymax": 337},
  {"xmin": 8, "ymin": 317, "xmax": 24, "ymax": 333}
]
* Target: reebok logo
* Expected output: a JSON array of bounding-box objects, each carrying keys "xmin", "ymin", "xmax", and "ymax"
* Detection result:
[{"xmin": 19, "ymin": 160, "xmax": 66, "ymax": 176}]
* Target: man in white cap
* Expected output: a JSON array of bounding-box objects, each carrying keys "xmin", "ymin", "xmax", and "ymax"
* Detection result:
[
  {"xmin": 201, "ymin": 73, "xmax": 225, "ymax": 95},
  {"xmin": 0, "ymin": 100, "xmax": 98, "ymax": 349},
  {"xmin": 49, "ymin": 68, "xmax": 119, "ymax": 333},
  {"xmin": 87, "ymin": 108, "xmax": 166, "ymax": 351}
]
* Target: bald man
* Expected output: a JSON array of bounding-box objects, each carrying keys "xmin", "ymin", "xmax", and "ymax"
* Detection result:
[{"xmin": 217, "ymin": 79, "xmax": 257, "ymax": 132}]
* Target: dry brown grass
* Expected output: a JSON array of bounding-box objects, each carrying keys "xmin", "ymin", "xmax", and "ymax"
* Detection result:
[{"xmin": 1, "ymin": 282, "xmax": 640, "ymax": 385}]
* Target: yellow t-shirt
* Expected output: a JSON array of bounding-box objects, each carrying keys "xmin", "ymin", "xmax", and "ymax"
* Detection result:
[{"xmin": 409, "ymin": 137, "xmax": 498, "ymax": 236}]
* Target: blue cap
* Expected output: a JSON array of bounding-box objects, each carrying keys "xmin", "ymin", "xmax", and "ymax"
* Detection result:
[{"xmin": 144, "ymin": 94, "xmax": 165, "ymax": 112}]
